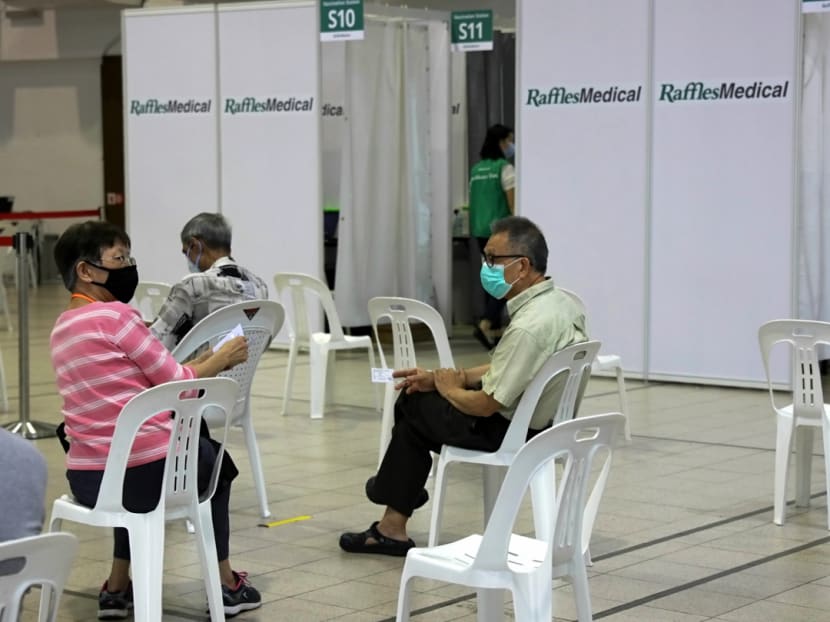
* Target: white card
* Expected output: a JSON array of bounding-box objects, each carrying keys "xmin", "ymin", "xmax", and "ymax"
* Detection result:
[
  {"xmin": 213, "ymin": 324, "xmax": 244, "ymax": 352},
  {"xmin": 371, "ymin": 368, "xmax": 395, "ymax": 383}
]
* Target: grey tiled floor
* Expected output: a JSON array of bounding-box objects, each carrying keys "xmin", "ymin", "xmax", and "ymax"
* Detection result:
[{"xmin": 6, "ymin": 283, "xmax": 830, "ymax": 621}]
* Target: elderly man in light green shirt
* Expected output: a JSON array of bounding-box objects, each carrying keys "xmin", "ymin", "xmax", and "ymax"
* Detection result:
[{"xmin": 340, "ymin": 216, "xmax": 587, "ymax": 557}]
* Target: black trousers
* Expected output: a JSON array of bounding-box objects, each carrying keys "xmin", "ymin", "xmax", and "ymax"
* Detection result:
[
  {"xmin": 67, "ymin": 436, "xmax": 231, "ymax": 562},
  {"xmin": 370, "ymin": 390, "xmax": 513, "ymax": 517},
  {"xmin": 477, "ymin": 237, "xmax": 507, "ymax": 330}
]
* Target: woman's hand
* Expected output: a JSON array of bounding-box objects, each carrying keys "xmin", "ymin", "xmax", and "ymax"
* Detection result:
[
  {"xmin": 392, "ymin": 367, "xmax": 435, "ymax": 394},
  {"xmin": 216, "ymin": 336, "xmax": 248, "ymax": 370}
]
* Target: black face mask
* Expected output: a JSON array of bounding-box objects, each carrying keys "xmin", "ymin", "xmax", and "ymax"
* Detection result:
[{"xmin": 90, "ymin": 264, "xmax": 139, "ymax": 304}]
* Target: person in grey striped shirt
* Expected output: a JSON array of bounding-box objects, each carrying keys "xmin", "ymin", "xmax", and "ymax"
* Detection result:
[{"xmin": 151, "ymin": 213, "xmax": 269, "ymax": 350}]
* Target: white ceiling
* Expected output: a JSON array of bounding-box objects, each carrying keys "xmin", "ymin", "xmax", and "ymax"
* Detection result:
[{"xmin": 1, "ymin": 0, "xmax": 515, "ymax": 20}]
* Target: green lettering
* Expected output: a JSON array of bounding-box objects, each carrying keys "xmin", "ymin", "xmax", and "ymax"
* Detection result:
[{"xmin": 526, "ymin": 88, "xmax": 541, "ymax": 106}]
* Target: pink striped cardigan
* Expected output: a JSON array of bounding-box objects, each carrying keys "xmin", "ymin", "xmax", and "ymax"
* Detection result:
[{"xmin": 50, "ymin": 301, "xmax": 195, "ymax": 470}]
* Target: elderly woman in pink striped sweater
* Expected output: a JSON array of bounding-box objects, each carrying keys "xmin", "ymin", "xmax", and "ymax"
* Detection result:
[{"xmin": 50, "ymin": 221, "xmax": 261, "ymax": 620}]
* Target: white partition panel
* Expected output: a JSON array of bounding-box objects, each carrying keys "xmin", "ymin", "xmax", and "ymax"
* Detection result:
[
  {"xmin": 217, "ymin": 1, "xmax": 321, "ymax": 321},
  {"xmin": 429, "ymin": 22, "xmax": 452, "ymax": 331},
  {"xmin": 649, "ymin": 0, "xmax": 798, "ymax": 384},
  {"xmin": 518, "ymin": 0, "xmax": 651, "ymax": 374},
  {"xmin": 123, "ymin": 7, "xmax": 218, "ymax": 286}
]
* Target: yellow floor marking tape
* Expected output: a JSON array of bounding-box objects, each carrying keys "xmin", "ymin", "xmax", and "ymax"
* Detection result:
[{"xmin": 259, "ymin": 515, "xmax": 312, "ymax": 528}]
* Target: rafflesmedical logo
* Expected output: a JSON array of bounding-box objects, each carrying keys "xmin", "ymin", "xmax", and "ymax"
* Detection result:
[
  {"xmin": 525, "ymin": 85, "xmax": 642, "ymax": 106},
  {"xmin": 224, "ymin": 97, "xmax": 315, "ymax": 114},
  {"xmin": 129, "ymin": 99, "xmax": 212, "ymax": 116},
  {"xmin": 659, "ymin": 80, "xmax": 789, "ymax": 102}
]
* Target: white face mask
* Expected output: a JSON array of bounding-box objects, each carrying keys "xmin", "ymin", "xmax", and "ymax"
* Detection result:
[{"xmin": 185, "ymin": 241, "xmax": 202, "ymax": 274}]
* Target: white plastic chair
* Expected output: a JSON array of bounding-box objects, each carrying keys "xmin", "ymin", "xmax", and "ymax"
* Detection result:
[
  {"xmin": 759, "ymin": 319, "xmax": 830, "ymax": 528},
  {"xmin": 132, "ymin": 281, "xmax": 172, "ymax": 323},
  {"xmin": 368, "ymin": 297, "xmax": 454, "ymax": 467},
  {"xmin": 0, "ymin": 279, "xmax": 12, "ymax": 333},
  {"xmin": 172, "ymin": 300, "xmax": 284, "ymax": 519},
  {"xmin": 428, "ymin": 340, "xmax": 600, "ymax": 548},
  {"xmin": 397, "ymin": 413, "xmax": 625, "ymax": 622},
  {"xmin": 46, "ymin": 377, "xmax": 239, "ymax": 622},
  {"xmin": 559, "ymin": 288, "xmax": 631, "ymax": 441},
  {"xmin": 0, "ymin": 532, "xmax": 77, "ymax": 622},
  {"xmin": 0, "ymin": 348, "xmax": 9, "ymax": 413},
  {"xmin": 274, "ymin": 272, "xmax": 378, "ymax": 419}
]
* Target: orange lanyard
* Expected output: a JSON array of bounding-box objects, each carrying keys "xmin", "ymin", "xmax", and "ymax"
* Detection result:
[{"xmin": 70, "ymin": 293, "xmax": 98, "ymax": 304}]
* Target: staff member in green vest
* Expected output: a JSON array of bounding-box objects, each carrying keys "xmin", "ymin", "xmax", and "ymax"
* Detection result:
[{"xmin": 469, "ymin": 124, "xmax": 515, "ymax": 349}]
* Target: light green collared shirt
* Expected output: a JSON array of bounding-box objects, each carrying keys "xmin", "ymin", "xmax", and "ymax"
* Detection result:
[{"xmin": 480, "ymin": 279, "xmax": 587, "ymax": 430}]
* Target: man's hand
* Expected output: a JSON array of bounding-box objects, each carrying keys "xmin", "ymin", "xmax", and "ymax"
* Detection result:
[
  {"xmin": 433, "ymin": 368, "xmax": 467, "ymax": 398},
  {"xmin": 392, "ymin": 367, "xmax": 435, "ymax": 394}
]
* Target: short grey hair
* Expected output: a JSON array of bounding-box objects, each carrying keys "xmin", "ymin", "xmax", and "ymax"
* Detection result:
[
  {"xmin": 180, "ymin": 213, "xmax": 232, "ymax": 251},
  {"xmin": 490, "ymin": 216, "xmax": 548, "ymax": 274}
]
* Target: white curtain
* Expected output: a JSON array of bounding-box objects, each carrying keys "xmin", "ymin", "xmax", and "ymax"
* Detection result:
[
  {"xmin": 800, "ymin": 14, "xmax": 830, "ymax": 321},
  {"xmin": 335, "ymin": 20, "xmax": 434, "ymax": 326}
]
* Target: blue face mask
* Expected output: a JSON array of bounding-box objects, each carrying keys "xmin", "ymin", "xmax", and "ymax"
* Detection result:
[
  {"xmin": 186, "ymin": 241, "xmax": 202, "ymax": 274},
  {"xmin": 504, "ymin": 142, "xmax": 515, "ymax": 159},
  {"xmin": 480, "ymin": 258, "xmax": 521, "ymax": 299}
]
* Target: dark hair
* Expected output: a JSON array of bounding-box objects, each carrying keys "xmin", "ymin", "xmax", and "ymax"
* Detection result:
[
  {"xmin": 180, "ymin": 212, "xmax": 232, "ymax": 252},
  {"xmin": 490, "ymin": 216, "xmax": 548, "ymax": 274},
  {"xmin": 54, "ymin": 221, "xmax": 131, "ymax": 291},
  {"xmin": 479, "ymin": 124, "xmax": 513, "ymax": 161}
]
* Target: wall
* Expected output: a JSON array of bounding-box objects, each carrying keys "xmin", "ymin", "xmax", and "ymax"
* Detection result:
[{"xmin": 0, "ymin": 6, "xmax": 120, "ymax": 233}]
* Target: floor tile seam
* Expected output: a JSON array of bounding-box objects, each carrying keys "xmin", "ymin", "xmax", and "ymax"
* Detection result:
[
  {"xmin": 60, "ymin": 588, "xmax": 206, "ymax": 621},
  {"xmin": 632, "ymin": 434, "xmax": 784, "ymax": 455},
  {"xmin": 594, "ymin": 491, "xmax": 826, "ymax": 562},
  {"xmin": 592, "ymin": 534, "xmax": 830, "ymax": 619},
  {"xmin": 370, "ymin": 519, "xmax": 828, "ymax": 621}
]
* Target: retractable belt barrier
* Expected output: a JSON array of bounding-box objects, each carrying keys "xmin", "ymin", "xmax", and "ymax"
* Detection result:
[{"xmin": 3, "ymin": 210, "xmax": 102, "ymax": 439}]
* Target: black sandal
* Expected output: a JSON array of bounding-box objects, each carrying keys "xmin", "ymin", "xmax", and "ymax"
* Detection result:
[{"xmin": 339, "ymin": 521, "xmax": 415, "ymax": 557}]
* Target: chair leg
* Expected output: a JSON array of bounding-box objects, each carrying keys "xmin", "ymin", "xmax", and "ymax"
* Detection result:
[
  {"xmin": 127, "ymin": 522, "xmax": 165, "ymax": 622},
  {"xmin": 325, "ymin": 349, "xmax": 337, "ymax": 410},
  {"xmin": 395, "ymin": 573, "xmax": 413, "ymax": 622},
  {"xmin": 483, "ymin": 465, "xmax": 506, "ymax": 526},
  {"xmin": 193, "ymin": 503, "xmax": 225, "ymax": 622},
  {"xmin": 242, "ymin": 412, "xmax": 271, "ymax": 518},
  {"xmin": 530, "ymin": 462, "xmax": 556, "ymax": 543},
  {"xmin": 28, "ymin": 253, "xmax": 37, "ymax": 290},
  {"xmin": 476, "ymin": 589, "xmax": 505, "ymax": 622},
  {"xmin": 281, "ymin": 338, "xmax": 298, "ymax": 416},
  {"xmin": 795, "ymin": 426, "xmax": 814, "ymax": 508},
  {"xmin": 309, "ymin": 343, "xmax": 329, "ymax": 419},
  {"xmin": 513, "ymin": 570, "xmax": 552, "ymax": 622},
  {"xmin": 615, "ymin": 365, "xmax": 631, "ymax": 441},
  {"xmin": 774, "ymin": 416, "xmax": 795, "ymax": 525},
  {"xmin": 822, "ymin": 421, "xmax": 830, "ymax": 530},
  {"xmin": 38, "ymin": 513, "xmax": 64, "ymax": 621},
  {"xmin": 582, "ymin": 451, "xmax": 612, "ymax": 560},
  {"xmin": 0, "ymin": 282, "xmax": 11, "ymax": 332},
  {"xmin": 571, "ymin": 555, "xmax": 593, "ymax": 622},
  {"xmin": 0, "ymin": 348, "xmax": 9, "ymax": 413},
  {"xmin": 427, "ymin": 457, "xmax": 451, "ymax": 547},
  {"xmin": 367, "ymin": 345, "xmax": 381, "ymax": 412}
]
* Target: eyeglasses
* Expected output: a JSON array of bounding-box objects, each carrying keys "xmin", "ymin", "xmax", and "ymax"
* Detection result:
[
  {"xmin": 481, "ymin": 253, "xmax": 525, "ymax": 268},
  {"xmin": 99, "ymin": 254, "xmax": 136, "ymax": 267}
]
